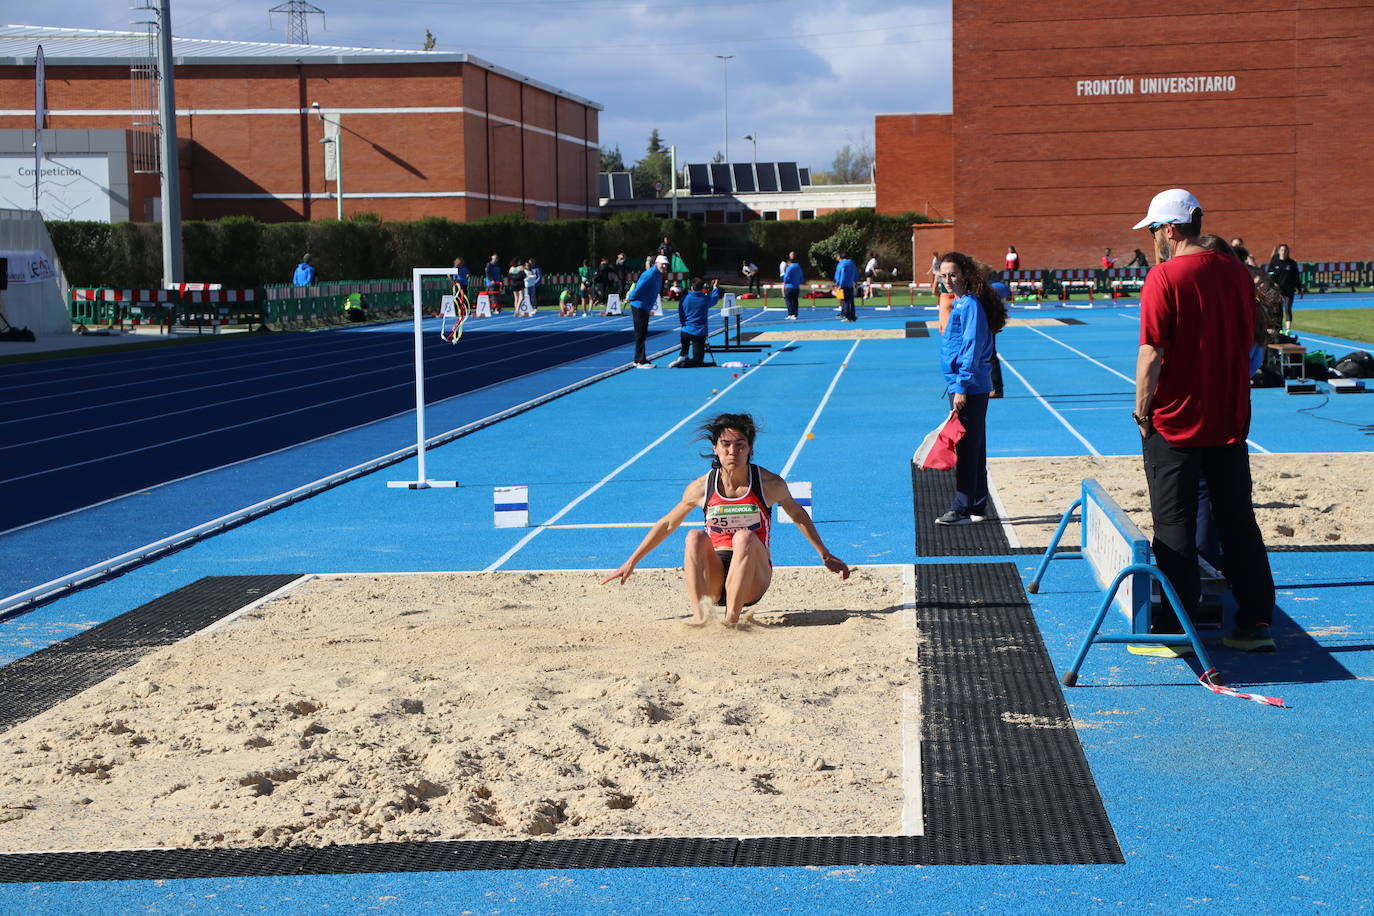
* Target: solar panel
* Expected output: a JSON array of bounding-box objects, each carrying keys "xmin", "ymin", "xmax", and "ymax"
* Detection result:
[
  {"xmin": 778, "ymin": 162, "xmax": 801, "ymax": 192},
  {"xmin": 687, "ymin": 163, "xmax": 711, "ymax": 195},
  {"xmin": 611, "ymin": 172, "xmax": 633, "ymax": 199},
  {"xmin": 709, "ymin": 163, "xmax": 733, "ymax": 194},
  {"xmin": 756, "ymin": 162, "xmax": 779, "ymax": 192},
  {"xmin": 598, "ymin": 173, "xmax": 611, "ymax": 199},
  {"xmin": 731, "ymin": 163, "xmax": 756, "ymax": 193},
  {"xmin": 799, "ymin": 167, "xmax": 811, "ymax": 186}
]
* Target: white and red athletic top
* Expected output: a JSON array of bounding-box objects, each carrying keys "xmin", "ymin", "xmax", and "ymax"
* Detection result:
[{"xmin": 701, "ymin": 464, "xmax": 772, "ymax": 550}]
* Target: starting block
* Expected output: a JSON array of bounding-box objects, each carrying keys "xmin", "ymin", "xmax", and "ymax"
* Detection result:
[
  {"xmin": 777, "ymin": 481, "xmax": 812, "ymax": 524},
  {"xmin": 494, "ymin": 486, "xmax": 530, "ymax": 528}
]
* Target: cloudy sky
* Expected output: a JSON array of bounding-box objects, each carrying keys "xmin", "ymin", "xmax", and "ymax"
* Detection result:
[{"xmin": 24, "ymin": 0, "xmax": 952, "ymax": 173}]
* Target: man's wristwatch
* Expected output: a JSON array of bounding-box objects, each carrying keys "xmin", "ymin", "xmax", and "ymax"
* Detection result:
[{"xmin": 1131, "ymin": 411, "xmax": 1151, "ymax": 426}]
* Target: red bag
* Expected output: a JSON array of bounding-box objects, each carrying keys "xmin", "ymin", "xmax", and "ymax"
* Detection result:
[{"xmin": 912, "ymin": 409, "xmax": 966, "ymax": 471}]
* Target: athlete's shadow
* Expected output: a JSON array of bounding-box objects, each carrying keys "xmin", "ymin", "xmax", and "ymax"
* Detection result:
[{"xmin": 757, "ymin": 603, "xmax": 906, "ymax": 627}]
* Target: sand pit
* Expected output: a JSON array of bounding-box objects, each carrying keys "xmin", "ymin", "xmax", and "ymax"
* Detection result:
[
  {"xmin": 0, "ymin": 567, "xmax": 909, "ymax": 852},
  {"xmin": 990, "ymin": 453, "xmax": 1374, "ymax": 549}
]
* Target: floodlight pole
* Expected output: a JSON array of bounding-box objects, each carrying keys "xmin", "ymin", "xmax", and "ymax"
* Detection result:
[
  {"xmin": 715, "ymin": 55, "xmax": 733, "ymax": 163},
  {"xmin": 669, "ymin": 145, "xmax": 678, "ymax": 219},
  {"xmin": 744, "ymin": 133, "xmax": 757, "ymax": 166},
  {"xmin": 155, "ymin": 0, "xmax": 183, "ymax": 285}
]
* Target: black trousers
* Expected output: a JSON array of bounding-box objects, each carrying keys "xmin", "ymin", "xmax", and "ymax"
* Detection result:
[
  {"xmin": 948, "ymin": 392, "xmax": 990, "ymax": 515},
  {"xmin": 1141, "ymin": 434, "xmax": 1275, "ymax": 630},
  {"xmin": 677, "ymin": 331, "xmax": 706, "ymax": 366},
  {"xmin": 784, "ymin": 287, "xmax": 800, "ymax": 317},
  {"xmin": 632, "ymin": 306, "xmax": 650, "ymax": 363}
]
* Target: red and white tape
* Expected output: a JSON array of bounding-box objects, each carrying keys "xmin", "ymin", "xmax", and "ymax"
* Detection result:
[{"xmin": 1201, "ymin": 670, "xmax": 1287, "ymax": 708}]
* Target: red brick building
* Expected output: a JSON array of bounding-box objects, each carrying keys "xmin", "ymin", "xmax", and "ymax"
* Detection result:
[
  {"xmin": 876, "ymin": 1, "xmax": 1374, "ymax": 267},
  {"xmin": 0, "ymin": 25, "xmax": 601, "ymax": 223}
]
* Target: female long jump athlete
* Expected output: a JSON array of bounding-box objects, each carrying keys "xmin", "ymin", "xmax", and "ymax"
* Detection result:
[{"xmin": 599, "ymin": 413, "xmax": 851, "ymax": 625}]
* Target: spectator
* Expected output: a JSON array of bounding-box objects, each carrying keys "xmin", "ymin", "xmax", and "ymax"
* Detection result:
[
  {"xmin": 1267, "ymin": 243, "xmax": 1301, "ymax": 329},
  {"xmin": 1125, "ymin": 248, "xmax": 1149, "ymax": 268},
  {"xmin": 484, "ymin": 253, "xmax": 502, "ymax": 290},
  {"xmin": 627, "ymin": 258, "xmax": 667, "ymax": 367},
  {"xmin": 559, "ymin": 286, "xmax": 577, "ymax": 317},
  {"xmin": 658, "ymin": 236, "xmax": 675, "ymax": 263},
  {"xmin": 1132, "ymin": 188, "xmax": 1276, "ymax": 653},
  {"xmin": 669, "ymin": 278, "xmax": 721, "ymax": 368},
  {"xmin": 508, "ymin": 258, "xmax": 526, "ymax": 313},
  {"xmin": 782, "ymin": 254, "xmax": 804, "ymax": 321},
  {"xmin": 1101, "ymin": 247, "xmax": 1116, "ymax": 269},
  {"xmin": 1004, "ymin": 246, "xmax": 1019, "ymax": 271},
  {"xmin": 1229, "ymin": 237, "xmax": 1257, "ymax": 267},
  {"xmin": 451, "ymin": 256, "xmax": 469, "ymax": 294},
  {"xmin": 833, "ymin": 252, "xmax": 858, "ymax": 322},
  {"xmin": 667, "ymin": 278, "xmax": 683, "ymax": 301},
  {"xmin": 292, "ymin": 254, "xmax": 315, "ymax": 286},
  {"xmin": 594, "ymin": 257, "xmax": 615, "ymax": 310},
  {"xmin": 742, "ymin": 260, "xmax": 760, "ymax": 295},
  {"xmin": 342, "ymin": 291, "xmax": 368, "ymax": 322},
  {"xmin": 524, "ymin": 259, "xmax": 543, "ymax": 312},
  {"xmin": 614, "ymin": 253, "xmax": 629, "ymax": 295},
  {"xmin": 934, "ymin": 251, "xmax": 1007, "ymax": 525},
  {"xmin": 577, "ymin": 258, "xmax": 595, "ymax": 317}
]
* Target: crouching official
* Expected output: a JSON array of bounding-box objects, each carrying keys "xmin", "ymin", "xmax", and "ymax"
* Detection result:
[{"xmin": 669, "ymin": 278, "xmax": 721, "ymax": 368}]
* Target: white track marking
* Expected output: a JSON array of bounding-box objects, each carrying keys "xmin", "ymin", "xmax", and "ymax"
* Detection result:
[
  {"xmin": 985, "ymin": 475, "xmax": 1021, "ymax": 550},
  {"xmin": 996, "ymin": 354, "xmax": 1102, "ymax": 456},
  {"xmin": 1021, "ymin": 323, "xmax": 1271, "ymax": 454},
  {"xmin": 193, "ymin": 575, "xmax": 313, "ymax": 638},
  {"xmin": 781, "ymin": 339, "xmax": 860, "ymax": 479},
  {"xmin": 482, "ymin": 347, "xmax": 788, "ymax": 572}
]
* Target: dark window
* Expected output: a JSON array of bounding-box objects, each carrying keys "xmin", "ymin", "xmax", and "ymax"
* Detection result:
[{"xmin": 799, "ymin": 209, "xmax": 815, "ymax": 220}]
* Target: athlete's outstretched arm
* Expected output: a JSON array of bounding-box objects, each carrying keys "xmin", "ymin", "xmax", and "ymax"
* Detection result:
[
  {"xmin": 599, "ymin": 477, "xmax": 706, "ymax": 586},
  {"xmin": 762, "ymin": 470, "xmax": 851, "ymax": 579}
]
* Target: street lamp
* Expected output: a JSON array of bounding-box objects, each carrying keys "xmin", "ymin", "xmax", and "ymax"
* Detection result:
[
  {"xmin": 743, "ymin": 133, "xmax": 757, "ymax": 165},
  {"xmin": 312, "ymin": 102, "xmax": 343, "ymax": 220},
  {"xmin": 715, "ymin": 55, "xmax": 733, "ymax": 163}
]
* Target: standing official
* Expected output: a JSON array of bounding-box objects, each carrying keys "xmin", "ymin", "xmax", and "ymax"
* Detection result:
[{"xmin": 1132, "ymin": 189, "xmax": 1277, "ymax": 653}]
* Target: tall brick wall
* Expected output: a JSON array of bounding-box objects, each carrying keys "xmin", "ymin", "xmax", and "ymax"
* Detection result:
[
  {"xmin": 875, "ymin": 114, "xmax": 953, "ymax": 221},
  {"xmin": 876, "ymin": 1, "xmax": 1374, "ymax": 267},
  {"xmin": 1, "ymin": 58, "xmax": 598, "ymax": 224}
]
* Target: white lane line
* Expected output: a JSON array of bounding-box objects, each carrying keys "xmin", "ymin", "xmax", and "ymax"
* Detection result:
[
  {"xmin": 780, "ymin": 339, "xmax": 861, "ymax": 479},
  {"xmin": 900, "ymin": 565, "xmax": 924, "ymax": 836},
  {"xmin": 997, "ymin": 354, "xmax": 1102, "ymax": 456},
  {"xmin": 194, "ymin": 575, "xmax": 313, "ymax": 638},
  {"xmin": 1289, "ymin": 331, "xmax": 1366, "ymax": 351},
  {"xmin": 985, "ymin": 474, "xmax": 1021, "ymax": 550},
  {"xmin": 483, "ymin": 346, "xmax": 789, "ymax": 572},
  {"xmin": 1023, "ymin": 323, "xmax": 1271, "ymax": 454}
]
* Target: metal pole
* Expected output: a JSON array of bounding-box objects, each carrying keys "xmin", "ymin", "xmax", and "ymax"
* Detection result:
[
  {"xmin": 334, "ymin": 113, "xmax": 343, "ymax": 220},
  {"xmin": 410, "ymin": 267, "xmax": 427, "ymax": 483},
  {"xmin": 156, "ymin": 0, "xmax": 183, "ymax": 285},
  {"xmin": 670, "ymin": 145, "xmax": 678, "ymax": 220},
  {"xmin": 715, "ymin": 55, "xmax": 733, "ymax": 163}
]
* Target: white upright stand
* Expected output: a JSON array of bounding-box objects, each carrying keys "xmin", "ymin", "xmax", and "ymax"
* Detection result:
[
  {"xmin": 388, "ymin": 266, "xmax": 460, "ymax": 490},
  {"xmin": 604, "ymin": 293, "xmax": 623, "ymax": 316},
  {"xmin": 475, "ymin": 293, "xmax": 492, "ymax": 317},
  {"xmin": 650, "ymin": 296, "xmax": 663, "ymax": 317}
]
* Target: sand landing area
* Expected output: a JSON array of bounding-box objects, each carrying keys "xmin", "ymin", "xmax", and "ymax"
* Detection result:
[
  {"xmin": 0, "ymin": 567, "xmax": 909, "ymax": 852},
  {"xmin": 990, "ymin": 453, "xmax": 1374, "ymax": 549}
]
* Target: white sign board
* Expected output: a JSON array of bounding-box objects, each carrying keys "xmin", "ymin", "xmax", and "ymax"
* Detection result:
[
  {"xmin": 0, "ymin": 154, "xmax": 114, "ymax": 222},
  {"xmin": 2, "ymin": 249, "xmax": 58, "ymax": 286}
]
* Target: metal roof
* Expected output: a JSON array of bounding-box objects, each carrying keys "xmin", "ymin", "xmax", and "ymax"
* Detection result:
[{"xmin": 1, "ymin": 24, "xmax": 602, "ymax": 109}]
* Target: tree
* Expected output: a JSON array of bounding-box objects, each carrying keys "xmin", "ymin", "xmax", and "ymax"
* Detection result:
[
  {"xmin": 811, "ymin": 141, "xmax": 873, "ymax": 185},
  {"xmin": 599, "ymin": 145, "xmax": 626, "ymax": 173},
  {"xmin": 631, "ymin": 129, "xmax": 672, "ymax": 198}
]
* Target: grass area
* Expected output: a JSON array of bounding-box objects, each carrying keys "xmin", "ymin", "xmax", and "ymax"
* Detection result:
[{"xmin": 1293, "ymin": 308, "xmax": 1374, "ymax": 345}]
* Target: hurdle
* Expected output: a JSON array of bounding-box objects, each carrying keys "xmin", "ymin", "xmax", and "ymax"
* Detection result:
[
  {"xmin": 1054, "ymin": 269, "xmax": 1096, "ymax": 305},
  {"xmin": 867, "ymin": 282, "xmax": 894, "ymax": 311},
  {"xmin": 759, "ymin": 283, "xmax": 786, "ymax": 311},
  {"xmin": 1025, "ymin": 479, "xmax": 1218, "ymax": 686},
  {"xmin": 1000, "ymin": 270, "xmax": 1044, "ymax": 306},
  {"xmin": 907, "ymin": 281, "xmax": 934, "ymax": 305},
  {"xmin": 710, "ymin": 296, "xmax": 770, "ymax": 353},
  {"xmin": 1107, "ymin": 267, "xmax": 1148, "ymax": 299}
]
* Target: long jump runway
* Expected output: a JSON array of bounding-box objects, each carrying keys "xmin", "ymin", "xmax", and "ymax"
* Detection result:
[{"xmin": 0, "ymin": 302, "xmax": 1370, "ymax": 913}]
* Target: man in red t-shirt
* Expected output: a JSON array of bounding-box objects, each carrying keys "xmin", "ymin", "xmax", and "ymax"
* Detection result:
[{"xmin": 1132, "ymin": 188, "xmax": 1276, "ymax": 653}]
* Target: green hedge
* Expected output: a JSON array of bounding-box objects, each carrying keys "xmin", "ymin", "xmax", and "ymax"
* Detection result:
[{"xmin": 47, "ymin": 213, "xmax": 710, "ymax": 289}]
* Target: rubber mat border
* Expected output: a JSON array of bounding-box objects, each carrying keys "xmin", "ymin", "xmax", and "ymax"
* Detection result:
[
  {"xmin": 0, "ymin": 575, "xmax": 302, "ymax": 733},
  {"xmin": 0, "ymin": 565, "xmax": 1121, "ymax": 880},
  {"xmin": 913, "ymin": 465, "xmax": 1013, "ymax": 556}
]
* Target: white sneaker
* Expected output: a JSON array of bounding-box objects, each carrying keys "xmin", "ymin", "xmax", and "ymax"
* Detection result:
[
  {"xmin": 634, "ymin": 361, "xmax": 655, "ymax": 369},
  {"xmin": 667, "ymin": 357, "xmax": 686, "ymax": 368},
  {"xmin": 785, "ymin": 315, "xmax": 798, "ymax": 321}
]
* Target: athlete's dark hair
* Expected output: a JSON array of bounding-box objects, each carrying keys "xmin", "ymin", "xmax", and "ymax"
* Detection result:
[
  {"xmin": 938, "ymin": 251, "xmax": 1008, "ymax": 333},
  {"xmin": 697, "ymin": 413, "xmax": 759, "ymax": 465}
]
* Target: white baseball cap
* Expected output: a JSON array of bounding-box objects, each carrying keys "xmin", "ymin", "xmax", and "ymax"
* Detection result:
[{"xmin": 1132, "ymin": 188, "xmax": 1202, "ymax": 230}]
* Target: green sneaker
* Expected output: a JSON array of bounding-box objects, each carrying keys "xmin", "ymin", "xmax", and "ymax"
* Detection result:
[
  {"xmin": 1224, "ymin": 625, "xmax": 1277, "ymax": 652},
  {"xmin": 1126, "ymin": 642, "xmax": 1194, "ymax": 658}
]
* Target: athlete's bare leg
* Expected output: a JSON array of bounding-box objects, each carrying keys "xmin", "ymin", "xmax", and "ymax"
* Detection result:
[
  {"xmin": 684, "ymin": 530, "xmax": 726, "ymax": 625},
  {"xmin": 723, "ymin": 530, "xmax": 772, "ymax": 625}
]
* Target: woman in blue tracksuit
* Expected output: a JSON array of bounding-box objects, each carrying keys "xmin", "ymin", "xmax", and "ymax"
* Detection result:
[
  {"xmin": 670, "ymin": 278, "xmax": 721, "ymax": 367},
  {"xmin": 935, "ymin": 251, "xmax": 1007, "ymax": 525}
]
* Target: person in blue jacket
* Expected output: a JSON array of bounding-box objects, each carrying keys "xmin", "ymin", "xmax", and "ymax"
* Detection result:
[
  {"xmin": 627, "ymin": 259, "xmax": 667, "ymax": 367},
  {"xmin": 669, "ymin": 278, "xmax": 721, "ymax": 367},
  {"xmin": 782, "ymin": 255, "xmax": 804, "ymax": 320},
  {"xmin": 833, "ymin": 252, "xmax": 858, "ymax": 322},
  {"xmin": 292, "ymin": 254, "xmax": 315, "ymax": 286},
  {"xmin": 934, "ymin": 251, "xmax": 1007, "ymax": 526}
]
